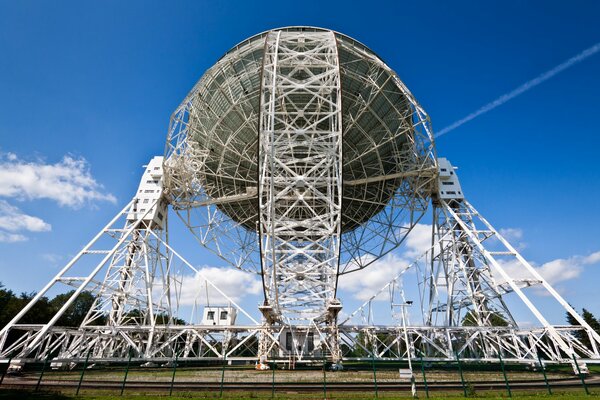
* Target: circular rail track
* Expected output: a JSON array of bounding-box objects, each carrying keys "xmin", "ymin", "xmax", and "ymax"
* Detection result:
[{"xmin": 2, "ymin": 374, "xmax": 598, "ymax": 394}]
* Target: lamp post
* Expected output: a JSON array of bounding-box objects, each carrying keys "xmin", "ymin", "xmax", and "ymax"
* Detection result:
[{"xmin": 400, "ymin": 301, "xmax": 417, "ymax": 398}]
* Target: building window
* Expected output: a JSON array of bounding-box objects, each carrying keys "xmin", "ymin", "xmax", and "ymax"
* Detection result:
[
  {"xmin": 442, "ymin": 181, "xmax": 453, "ymax": 186},
  {"xmin": 143, "ymin": 198, "xmax": 149, "ymax": 203},
  {"xmin": 220, "ymin": 311, "xmax": 228, "ymax": 320},
  {"xmin": 207, "ymin": 311, "xmax": 215, "ymax": 320}
]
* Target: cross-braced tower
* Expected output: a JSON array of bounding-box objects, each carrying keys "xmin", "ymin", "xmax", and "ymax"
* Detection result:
[
  {"xmin": 163, "ymin": 27, "xmax": 435, "ymax": 363},
  {"xmin": 1, "ymin": 27, "xmax": 598, "ymax": 370}
]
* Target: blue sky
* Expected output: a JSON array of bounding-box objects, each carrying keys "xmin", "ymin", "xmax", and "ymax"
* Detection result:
[{"xmin": 0, "ymin": 0, "xmax": 599, "ymax": 325}]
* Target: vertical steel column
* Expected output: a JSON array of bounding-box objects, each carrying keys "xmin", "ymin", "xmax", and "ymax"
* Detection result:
[{"xmin": 258, "ymin": 30, "xmax": 343, "ymax": 324}]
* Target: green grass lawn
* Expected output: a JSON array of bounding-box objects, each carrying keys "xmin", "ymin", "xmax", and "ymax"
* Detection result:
[{"xmin": 1, "ymin": 388, "xmax": 598, "ymax": 400}]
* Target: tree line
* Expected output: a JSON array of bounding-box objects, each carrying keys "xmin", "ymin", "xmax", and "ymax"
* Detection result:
[
  {"xmin": 0, "ymin": 282, "xmax": 186, "ymax": 330},
  {"xmin": 1, "ymin": 281, "xmax": 599, "ymax": 337},
  {"xmin": 0, "ymin": 282, "xmax": 98, "ymax": 329}
]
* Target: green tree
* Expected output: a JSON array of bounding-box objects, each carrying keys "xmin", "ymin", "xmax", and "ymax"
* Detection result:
[
  {"xmin": 0, "ymin": 283, "xmax": 99, "ymax": 330},
  {"xmin": 462, "ymin": 310, "xmax": 509, "ymax": 327},
  {"xmin": 566, "ymin": 307, "xmax": 600, "ymax": 350},
  {"xmin": 50, "ymin": 290, "xmax": 100, "ymax": 327}
]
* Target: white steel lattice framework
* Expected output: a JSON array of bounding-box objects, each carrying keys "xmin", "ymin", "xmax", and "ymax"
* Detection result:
[
  {"xmin": 258, "ymin": 31, "xmax": 343, "ymax": 323},
  {"xmin": 163, "ymin": 27, "xmax": 436, "ymax": 327},
  {"xmin": 1, "ymin": 27, "xmax": 599, "ymax": 370}
]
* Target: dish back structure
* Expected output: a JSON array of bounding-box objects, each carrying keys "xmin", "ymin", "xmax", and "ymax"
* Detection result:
[{"xmin": 1, "ymin": 27, "xmax": 599, "ymax": 371}]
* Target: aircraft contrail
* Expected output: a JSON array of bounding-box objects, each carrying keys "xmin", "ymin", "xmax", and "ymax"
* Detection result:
[{"xmin": 435, "ymin": 41, "xmax": 600, "ymax": 139}]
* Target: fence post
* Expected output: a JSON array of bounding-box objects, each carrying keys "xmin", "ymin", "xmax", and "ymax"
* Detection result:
[
  {"xmin": 0, "ymin": 353, "xmax": 13, "ymax": 386},
  {"xmin": 271, "ymin": 361, "xmax": 276, "ymax": 399},
  {"xmin": 571, "ymin": 353, "xmax": 590, "ymax": 395},
  {"xmin": 76, "ymin": 349, "xmax": 92, "ymax": 396},
  {"xmin": 169, "ymin": 343, "xmax": 179, "ymax": 397},
  {"xmin": 120, "ymin": 347, "xmax": 133, "ymax": 396},
  {"xmin": 419, "ymin": 355, "xmax": 429, "ymax": 399},
  {"xmin": 536, "ymin": 352, "xmax": 552, "ymax": 395},
  {"xmin": 497, "ymin": 351, "xmax": 512, "ymax": 398},
  {"xmin": 455, "ymin": 351, "xmax": 467, "ymax": 397},
  {"xmin": 35, "ymin": 354, "xmax": 50, "ymax": 392},
  {"xmin": 322, "ymin": 353, "xmax": 327, "ymax": 400},
  {"xmin": 371, "ymin": 352, "xmax": 379, "ymax": 399},
  {"xmin": 219, "ymin": 357, "xmax": 226, "ymax": 398}
]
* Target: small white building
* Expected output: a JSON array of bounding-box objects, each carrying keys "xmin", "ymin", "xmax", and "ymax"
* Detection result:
[{"xmin": 202, "ymin": 306, "xmax": 237, "ymax": 326}]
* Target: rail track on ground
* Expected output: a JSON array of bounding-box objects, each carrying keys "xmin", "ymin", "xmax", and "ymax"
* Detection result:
[{"xmin": 1, "ymin": 374, "xmax": 598, "ymax": 393}]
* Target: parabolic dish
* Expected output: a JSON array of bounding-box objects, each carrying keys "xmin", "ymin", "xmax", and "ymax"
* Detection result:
[{"xmin": 185, "ymin": 26, "xmax": 421, "ymax": 233}]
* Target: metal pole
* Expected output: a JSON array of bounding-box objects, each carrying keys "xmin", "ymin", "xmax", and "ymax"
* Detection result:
[
  {"xmin": 371, "ymin": 348, "xmax": 379, "ymax": 399},
  {"xmin": 0, "ymin": 354, "xmax": 13, "ymax": 386},
  {"xmin": 498, "ymin": 351, "xmax": 511, "ymax": 398},
  {"xmin": 271, "ymin": 361, "xmax": 276, "ymax": 399},
  {"xmin": 572, "ymin": 353, "xmax": 590, "ymax": 395},
  {"xmin": 419, "ymin": 355, "xmax": 429, "ymax": 399},
  {"xmin": 401, "ymin": 303, "xmax": 417, "ymax": 398},
  {"xmin": 455, "ymin": 351, "xmax": 467, "ymax": 397},
  {"xmin": 536, "ymin": 352, "xmax": 552, "ymax": 395},
  {"xmin": 322, "ymin": 353, "xmax": 327, "ymax": 400},
  {"xmin": 120, "ymin": 347, "xmax": 133, "ymax": 396},
  {"xmin": 76, "ymin": 349, "xmax": 92, "ymax": 396},
  {"xmin": 35, "ymin": 354, "xmax": 50, "ymax": 392},
  {"xmin": 169, "ymin": 343, "xmax": 179, "ymax": 397},
  {"xmin": 219, "ymin": 357, "xmax": 226, "ymax": 398}
]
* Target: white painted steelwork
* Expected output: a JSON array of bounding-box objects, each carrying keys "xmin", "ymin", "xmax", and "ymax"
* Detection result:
[
  {"xmin": 163, "ymin": 27, "xmax": 436, "ymax": 328},
  {"xmin": 1, "ymin": 27, "xmax": 598, "ymax": 370}
]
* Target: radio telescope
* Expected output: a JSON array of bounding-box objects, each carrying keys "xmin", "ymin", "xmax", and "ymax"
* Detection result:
[
  {"xmin": 1, "ymin": 27, "xmax": 599, "ymax": 369},
  {"xmin": 164, "ymin": 27, "xmax": 436, "ymax": 325}
]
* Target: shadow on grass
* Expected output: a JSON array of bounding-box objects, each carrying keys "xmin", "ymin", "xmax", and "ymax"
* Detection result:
[{"xmin": 0, "ymin": 389, "xmax": 70, "ymax": 399}]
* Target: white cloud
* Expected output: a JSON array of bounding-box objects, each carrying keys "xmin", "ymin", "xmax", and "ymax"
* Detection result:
[
  {"xmin": 339, "ymin": 224, "xmax": 433, "ymax": 302},
  {"xmin": 341, "ymin": 221, "xmax": 600, "ymax": 305},
  {"xmin": 41, "ymin": 253, "xmax": 64, "ymax": 265},
  {"xmin": 0, "ymin": 200, "xmax": 51, "ymax": 242},
  {"xmin": 0, "ymin": 153, "xmax": 116, "ymax": 208},
  {"xmin": 582, "ymin": 251, "xmax": 600, "ymax": 265},
  {"xmin": 339, "ymin": 253, "xmax": 410, "ymax": 301},
  {"xmin": 0, "ymin": 152, "xmax": 115, "ymax": 243},
  {"xmin": 179, "ymin": 266, "xmax": 262, "ymax": 305},
  {"xmin": 496, "ymin": 251, "xmax": 600, "ymax": 287},
  {"xmin": 0, "ymin": 200, "xmax": 51, "ymax": 232},
  {"xmin": 499, "ymin": 228, "xmax": 523, "ymax": 241},
  {"xmin": 499, "ymin": 227, "xmax": 526, "ymax": 250},
  {"xmin": 0, "ymin": 232, "xmax": 27, "ymax": 243},
  {"xmin": 404, "ymin": 223, "xmax": 433, "ymax": 258}
]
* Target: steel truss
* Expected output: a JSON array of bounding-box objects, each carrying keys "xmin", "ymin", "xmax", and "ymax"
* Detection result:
[
  {"xmin": 1, "ymin": 27, "xmax": 598, "ymax": 371},
  {"xmin": 162, "ymin": 27, "xmax": 438, "ymax": 312},
  {"xmin": 257, "ymin": 30, "xmax": 343, "ymax": 323},
  {"xmin": 339, "ymin": 160, "xmax": 600, "ymax": 364},
  {"xmin": 2, "ymin": 158, "xmax": 598, "ymax": 366},
  {"xmin": 0, "ymin": 171, "xmax": 260, "ymax": 363}
]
